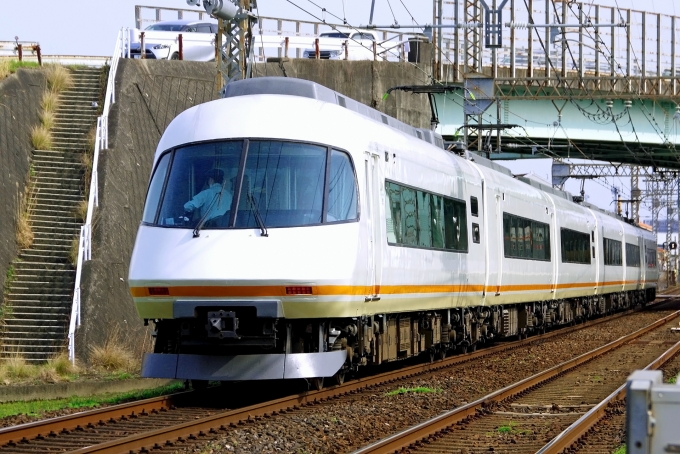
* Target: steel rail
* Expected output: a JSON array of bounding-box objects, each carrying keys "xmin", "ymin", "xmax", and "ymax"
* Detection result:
[
  {"xmin": 0, "ymin": 303, "xmax": 670, "ymax": 452},
  {"xmin": 0, "ymin": 394, "xmax": 178, "ymax": 446},
  {"xmin": 536, "ymin": 338, "xmax": 680, "ymax": 454},
  {"xmin": 349, "ymin": 310, "xmax": 680, "ymax": 454}
]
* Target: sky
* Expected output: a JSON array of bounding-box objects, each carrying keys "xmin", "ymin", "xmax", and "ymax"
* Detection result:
[
  {"xmin": 1, "ymin": 0, "xmax": 677, "ymax": 227},
  {"xmin": 1, "ymin": 0, "xmax": 677, "ymax": 56}
]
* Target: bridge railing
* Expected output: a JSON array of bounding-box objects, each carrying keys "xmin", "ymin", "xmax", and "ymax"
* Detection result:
[
  {"xmin": 134, "ymin": 5, "xmax": 418, "ymax": 62},
  {"xmin": 68, "ymin": 28, "xmax": 125, "ymax": 363}
]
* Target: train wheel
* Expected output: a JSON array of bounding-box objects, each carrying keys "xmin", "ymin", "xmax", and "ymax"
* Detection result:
[
  {"xmin": 459, "ymin": 345, "xmax": 468, "ymax": 354},
  {"xmin": 469, "ymin": 343, "xmax": 477, "ymax": 352},
  {"xmin": 438, "ymin": 348, "xmax": 447, "ymax": 360},
  {"xmin": 310, "ymin": 377, "xmax": 324, "ymax": 390},
  {"xmin": 333, "ymin": 371, "xmax": 346, "ymax": 386},
  {"xmin": 428, "ymin": 350, "xmax": 436, "ymax": 363}
]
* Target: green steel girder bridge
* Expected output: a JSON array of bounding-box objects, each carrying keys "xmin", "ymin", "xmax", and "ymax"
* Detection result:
[{"xmin": 414, "ymin": 0, "xmax": 680, "ymax": 244}]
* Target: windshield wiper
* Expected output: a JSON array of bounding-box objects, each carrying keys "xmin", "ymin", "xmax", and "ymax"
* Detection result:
[
  {"xmin": 192, "ymin": 192, "xmax": 219, "ymax": 238},
  {"xmin": 247, "ymin": 191, "xmax": 268, "ymax": 237}
]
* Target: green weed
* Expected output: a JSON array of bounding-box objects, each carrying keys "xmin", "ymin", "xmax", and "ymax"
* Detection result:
[
  {"xmin": 495, "ymin": 421, "xmax": 532, "ymax": 435},
  {"xmin": 0, "ymin": 382, "xmax": 184, "ymax": 418},
  {"xmin": 612, "ymin": 445, "xmax": 626, "ymax": 454}
]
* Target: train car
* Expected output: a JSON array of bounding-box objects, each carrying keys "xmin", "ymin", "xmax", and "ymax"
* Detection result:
[{"xmin": 128, "ymin": 77, "xmax": 657, "ymax": 386}]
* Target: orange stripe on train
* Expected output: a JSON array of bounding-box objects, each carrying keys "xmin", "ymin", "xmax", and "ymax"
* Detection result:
[{"xmin": 130, "ymin": 280, "xmax": 644, "ymax": 298}]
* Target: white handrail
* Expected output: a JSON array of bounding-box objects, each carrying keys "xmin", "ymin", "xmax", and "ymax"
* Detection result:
[{"xmin": 68, "ymin": 29, "xmax": 125, "ymax": 363}]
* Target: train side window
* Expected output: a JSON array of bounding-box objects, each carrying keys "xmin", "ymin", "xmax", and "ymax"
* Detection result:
[
  {"xmin": 502, "ymin": 212, "xmax": 550, "ymax": 261},
  {"xmin": 142, "ymin": 152, "xmax": 172, "ymax": 224},
  {"xmin": 625, "ymin": 243, "xmax": 641, "ymax": 267},
  {"xmin": 401, "ymin": 187, "xmax": 417, "ymax": 246},
  {"xmin": 430, "ymin": 195, "xmax": 444, "ymax": 248},
  {"xmin": 384, "ymin": 179, "xmax": 466, "ymax": 252},
  {"xmin": 592, "ymin": 246, "xmax": 595, "ymax": 259},
  {"xmin": 444, "ymin": 198, "xmax": 468, "ymax": 251},
  {"xmin": 560, "ymin": 228, "xmax": 590, "ymax": 264},
  {"xmin": 385, "ymin": 182, "xmax": 402, "ymax": 244},
  {"xmin": 327, "ymin": 150, "xmax": 358, "ymax": 222},
  {"xmin": 472, "ymin": 223, "xmax": 480, "ymax": 243},
  {"xmin": 604, "ymin": 238, "xmax": 623, "ymax": 266},
  {"xmin": 470, "ymin": 197, "xmax": 478, "ymax": 217},
  {"xmin": 416, "ymin": 191, "xmax": 432, "ymax": 247}
]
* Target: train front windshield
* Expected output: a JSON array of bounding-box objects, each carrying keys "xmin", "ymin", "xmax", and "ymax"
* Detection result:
[{"xmin": 142, "ymin": 140, "xmax": 359, "ymax": 229}]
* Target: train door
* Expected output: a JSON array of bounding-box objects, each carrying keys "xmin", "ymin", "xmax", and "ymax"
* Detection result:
[
  {"xmin": 364, "ymin": 151, "xmax": 382, "ymax": 302},
  {"xmin": 636, "ymin": 236, "xmax": 643, "ymax": 289},
  {"xmin": 494, "ymin": 189, "xmax": 503, "ymax": 296}
]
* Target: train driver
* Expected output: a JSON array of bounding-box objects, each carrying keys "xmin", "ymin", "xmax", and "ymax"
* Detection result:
[{"xmin": 183, "ymin": 169, "xmax": 232, "ymax": 223}]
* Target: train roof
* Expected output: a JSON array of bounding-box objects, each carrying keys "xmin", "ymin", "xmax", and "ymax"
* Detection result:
[
  {"xmin": 222, "ymin": 77, "xmax": 444, "ymax": 149},
  {"xmin": 222, "ymin": 77, "xmax": 642, "ymax": 230}
]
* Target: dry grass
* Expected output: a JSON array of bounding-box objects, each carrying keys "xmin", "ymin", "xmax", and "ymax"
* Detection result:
[
  {"xmin": 39, "ymin": 109, "xmax": 55, "ymax": 131},
  {"xmin": 30, "ymin": 124, "xmax": 52, "ymax": 150},
  {"xmin": 75, "ymin": 199, "xmax": 88, "ymax": 222},
  {"xmin": 40, "ymin": 90, "xmax": 60, "ymax": 114},
  {"xmin": 81, "ymin": 149, "xmax": 93, "ymax": 194},
  {"xmin": 16, "ymin": 184, "xmax": 37, "ymax": 250},
  {"xmin": 41, "ymin": 354, "xmax": 79, "ymax": 382},
  {"xmin": 85, "ymin": 127, "xmax": 97, "ymax": 152},
  {"xmin": 0, "ymin": 60, "xmax": 9, "ymax": 81},
  {"xmin": 45, "ymin": 65, "xmax": 73, "ymax": 93},
  {"xmin": 68, "ymin": 236, "xmax": 80, "ymax": 265},
  {"xmin": 0, "ymin": 353, "xmax": 79, "ymax": 385},
  {"xmin": 4, "ymin": 355, "xmax": 36, "ymax": 380},
  {"xmin": 89, "ymin": 327, "xmax": 137, "ymax": 373}
]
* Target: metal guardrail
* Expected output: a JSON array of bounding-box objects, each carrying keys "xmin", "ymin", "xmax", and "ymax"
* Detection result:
[
  {"xmin": 67, "ymin": 30, "xmax": 123, "ymax": 363},
  {"xmin": 0, "ymin": 55, "xmax": 109, "ymax": 67}
]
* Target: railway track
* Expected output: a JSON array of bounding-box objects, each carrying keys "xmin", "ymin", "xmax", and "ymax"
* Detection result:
[
  {"xmin": 351, "ymin": 310, "xmax": 680, "ymax": 454},
  {"xmin": 0, "ymin": 301, "xmax": 677, "ymax": 453}
]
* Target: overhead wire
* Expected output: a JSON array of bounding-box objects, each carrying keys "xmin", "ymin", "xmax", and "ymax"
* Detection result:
[{"xmin": 280, "ymin": 0, "xmax": 639, "ymax": 206}]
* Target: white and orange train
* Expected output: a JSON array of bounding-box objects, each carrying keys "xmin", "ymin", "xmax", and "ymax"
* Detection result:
[{"xmin": 129, "ymin": 77, "xmax": 658, "ymax": 385}]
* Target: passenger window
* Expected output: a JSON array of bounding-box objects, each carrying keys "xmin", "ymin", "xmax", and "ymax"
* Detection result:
[
  {"xmin": 416, "ymin": 191, "xmax": 432, "ymax": 247},
  {"xmin": 472, "ymin": 223, "xmax": 480, "ymax": 243},
  {"xmin": 384, "ymin": 180, "xmax": 466, "ymax": 252},
  {"xmin": 401, "ymin": 187, "xmax": 417, "ymax": 246},
  {"xmin": 502, "ymin": 212, "xmax": 550, "ymax": 261},
  {"xmin": 385, "ymin": 182, "xmax": 402, "ymax": 243},
  {"xmin": 430, "ymin": 195, "xmax": 444, "ymax": 248}
]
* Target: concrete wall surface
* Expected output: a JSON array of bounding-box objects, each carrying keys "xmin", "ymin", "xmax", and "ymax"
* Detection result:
[
  {"xmin": 78, "ymin": 57, "xmax": 431, "ymax": 359},
  {"xmin": 0, "ymin": 70, "xmax": 45, "ymax": 293},
  {"xmin": 77, "ymin": 59, "xmax": 217, "ymax": 358}
]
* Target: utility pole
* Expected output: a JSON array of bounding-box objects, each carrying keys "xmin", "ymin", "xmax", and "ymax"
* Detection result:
[{"xmin": 189, "ymin": 0, "xmax": 257, "ymax": 93}]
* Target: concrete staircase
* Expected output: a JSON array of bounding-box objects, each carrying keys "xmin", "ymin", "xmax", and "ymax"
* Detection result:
[{"xmin": 1, "ymin": 67, "xmax": 102, "ymax": 362}]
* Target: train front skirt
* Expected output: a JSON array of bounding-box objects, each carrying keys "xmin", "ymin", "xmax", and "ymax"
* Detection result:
[{"xmin": 141, "ymin": 350, "xmax": 347, "ymax": 381}]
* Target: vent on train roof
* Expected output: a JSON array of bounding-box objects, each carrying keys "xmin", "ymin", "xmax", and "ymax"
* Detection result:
[{"xmin": 222, "ymin": 77, "xmax": 446, "ymax": 148}]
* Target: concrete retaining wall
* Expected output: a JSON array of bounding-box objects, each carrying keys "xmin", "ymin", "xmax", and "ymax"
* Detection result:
[
  {"xmin": 0, "ymin": 70, "xmax": 46, "ymax": 294},
  {"xmin": 78, "ymin": 57, "xmax": 432, "ymax": 360}
]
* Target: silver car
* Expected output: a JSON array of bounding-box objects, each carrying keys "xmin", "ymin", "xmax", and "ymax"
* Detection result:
[{"xmin": 129, "ymin": 20, "xmax": 218, "ymax": 61}]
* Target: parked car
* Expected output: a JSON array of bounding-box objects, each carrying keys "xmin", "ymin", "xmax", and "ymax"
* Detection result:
[
  {"xmin": 129, "ymin": 20, "xmax": 218, "ymax": 61},
  {"xmin": 302, "ymin": 28, "xmax": 381, "ymax": 60}
]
